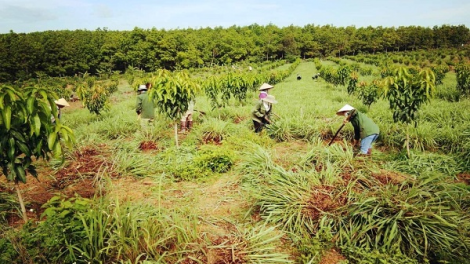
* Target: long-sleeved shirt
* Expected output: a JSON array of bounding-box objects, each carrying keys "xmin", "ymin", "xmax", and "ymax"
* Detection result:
[
  {"xmin": 252, "ymin": 100, "xmax": 272, "ymax": 123},
  {"xmin": 349, "ymin": 111, "xmax": 380, "ymax": 140},
  {"xmin": 136, "ymin": 91, "xmax": 156, "ymax": 119}
]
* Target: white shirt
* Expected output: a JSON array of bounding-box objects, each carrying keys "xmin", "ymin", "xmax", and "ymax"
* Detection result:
[{"xmin": 263, "ymin": 102, "xmax": 270, "ymax": 111}]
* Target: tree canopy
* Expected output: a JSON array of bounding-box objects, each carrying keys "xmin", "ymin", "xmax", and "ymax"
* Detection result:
[{"xmin": 0, "ymin": 24, "xmax": 469, "ymax": 82}]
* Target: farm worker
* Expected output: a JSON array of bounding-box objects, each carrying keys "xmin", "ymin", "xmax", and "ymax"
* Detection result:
[
  {"xmin": 136, "ymin": 84, "xmax": 156, "ymax": 130},
  {"xmin": 258, "ymin": 83, "xmax": 274, "ymax": 100},
  {"xmin": 180, "ymin": 99, "xmax": 195, "ymax": 133},
  {"xmin": 336, "ymin": 104, "xmax": 380, "ymax": 155},
  {"xmin": 51, "ymin": 98, "xmax": 70, "ymax": 123},
  {"xmin": 252, "ymin": 94, "xmax": 277, "ymax": 133}
]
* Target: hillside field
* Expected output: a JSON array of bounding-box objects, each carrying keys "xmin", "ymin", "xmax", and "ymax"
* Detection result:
[{"xmin": 1, "ymin": 59, "xmax": 470, "ymax": 264}]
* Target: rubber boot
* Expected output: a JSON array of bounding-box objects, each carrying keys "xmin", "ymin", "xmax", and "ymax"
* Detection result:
[
  {"xmin": 180, "ymin": 121, "xmax": 187, "ymax": 133},
  {"xmin": 187, "ymin": 121, "xmax": 193, "ymax": 131}
]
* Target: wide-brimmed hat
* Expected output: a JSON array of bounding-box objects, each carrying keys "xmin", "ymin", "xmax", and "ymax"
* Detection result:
[
  {"xmin": 259, "ymin": 83, "xmax": 274, "ymax": 91},
  {"xmin": 262, "ymin": 95, "xmax": 277, "ymax": 104},
  {"xmin": 137, "ymin": 84, "xmax": 147, "ymax": 91},
  {"xmin": 54, "ymin": 98, "xmax": 70, "ymax": 107},
  {"xmin": 336, "ymin": 104, "xmax": 354, "ymax": 115}
]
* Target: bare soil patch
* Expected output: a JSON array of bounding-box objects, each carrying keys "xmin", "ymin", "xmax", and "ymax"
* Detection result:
[
  {"xmin": 319, "ymin": 248, "xmax": 346, "ymax": 264},
  {"xmin": 457, "ymin": 173, "xmax": 470, "ymax": 185},
  {"xmin": 304, "ymin": 185, "xmax": 348, "ymax": 221},
  {"xmin": 371, "ymin": 169, "xmax": 408, "ymax": 185},
  {"xmin": 2, "ymin": 145, "xmax": 118, "ymax": 226},
  {"xmin": 139, "ymin": 140, "xmax": 159, "ymax": 152}
]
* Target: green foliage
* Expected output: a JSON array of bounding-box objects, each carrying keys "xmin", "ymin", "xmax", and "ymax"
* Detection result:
[
  {"xmin": 0, "ymin": 192, "xmax": 19, "ymax": 224},
  {"xmin": 347, "ymin": 71, "xmax": 358, "ymax": 95},
  {"xmin": 0, "ymin": 195, "xmax": 201, "ymax": 264},
  {"xmin": 459, "ymin": 128, "xmax": 470, "ymax": 170},
  {"xmin": 357, "ymin": 80, "xmax": 380, "ymax": 109},
  {"xmin": 359, "ymin": 66, "xmax": 373, "ymax": 76},
  {"xmin": 0, "ymin": 196, "xmax": 92, "ymax": 264},
  {"xmin": 431, "ymin": 64, "xmax": 449, "ymax": 85},
  {"xmin": 235, "ymin": 224, "xmax": 293, "ymax": 263},
  {"xmin": 149, "ymin": 69, "xmax": 200, "ymax": 120},
  {"xmin": 194, "ymin": 145, "xmax": 234, "ymax": 173},
  {"xmin": 455, "ymin": 63, "xmax": 470, "ymax": 96},
  {"xmin": 383, "ymin": 67, "xmax": 435, "ymax": 125},
  {"xmin": 0, "ymin": 86, "xmax": 75, "ymax": 184},
  {"xmin": 385, "ymin": 151, "xmax": 462, "ymax": 176},
  {"xmin": 328, "ymin": 174, "xmax": 470, "ymax": 263},
  {"xmin": 76, "ymin": 80, "xmax": 113, "ymax": 115},
  {"xmin": 337, "ymin": 65, "xmax": 351, "ymax": 86},
  {"xmin": 341, "ymin": 246, "xmax": 419, "ymax": 264}
]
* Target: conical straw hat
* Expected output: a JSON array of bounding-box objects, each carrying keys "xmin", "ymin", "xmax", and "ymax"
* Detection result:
[
  {"xmin": 259, "ymin": 83, "xmax": 274, "ymax": 91},
  {"xmin": 336, "ymin": 104, "xmax": 354, "ymax": 115},
  {"xmin": 54, "ymin": 98, "xmax": 70, "ymax": 107}
]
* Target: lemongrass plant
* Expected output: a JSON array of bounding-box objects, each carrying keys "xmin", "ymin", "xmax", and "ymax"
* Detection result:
[
  {"xmin": 324, "ymin": 173, "xmax": 470, "ymax": 263},
  {"xmin": 235, "ymin": 224, "xmax": 293, "ymax": 263},
  {"xmin": 71, "ymin": 197, "xmax": 199, "ymax": 263}
]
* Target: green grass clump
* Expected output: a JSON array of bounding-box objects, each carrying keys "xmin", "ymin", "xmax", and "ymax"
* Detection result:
[{"xmin": 325, "ymin": 174, "xmax": 470, "ymax": 263}]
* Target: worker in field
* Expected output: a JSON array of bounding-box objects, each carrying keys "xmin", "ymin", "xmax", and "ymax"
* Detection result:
[
  {"xmin": 180, "ymin": 99, "xmax": 195, "ymax": 133},
  {"xmin": 51, "ymin": 98, "xmax": 70, "ymax": 123},
  {"xmin": 252, "ymin": 94, "xmax": 277, "ymax": 133},
  {"xmin": 136, "ymin": 84, "xmax": 156, "ymax": 133},
  {"xmin": 258, "ymin": 83, "xmax": 274, "ymax": 99},
  {"xmin": 336, "ymin": 104, "xmax": 379, "ymax": 156}
]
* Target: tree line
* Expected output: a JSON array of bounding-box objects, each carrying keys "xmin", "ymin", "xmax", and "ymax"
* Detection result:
[{"xmin": 0, "ymin": 24, "xmax": 469, "ymax": 82}]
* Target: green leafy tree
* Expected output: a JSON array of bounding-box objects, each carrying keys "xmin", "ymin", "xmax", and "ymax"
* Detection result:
[
  {"xmin": 383, "ymin": 67, "xmax": 435, "ymax": 156},
  {"xmin": 358, "ymin": 80, "xmax": 380, "ymax": 109},
  {"xmin": 149, "ymin": 70, "xmax": 200, "ymax": 148},
  {"xmin": 347, "ymin": 71, "xmax": 359, "ymax": 95},
  {"xmin": 0, "ymin": 85, "xmax": 75, "ymax": 221},
  {"xmin": 455, "ymin": 64, "xmax": 470, "ymax": 96},
  {"xmin": 76, "ymin": 79, "xmax": 115, "ymax": 115}
]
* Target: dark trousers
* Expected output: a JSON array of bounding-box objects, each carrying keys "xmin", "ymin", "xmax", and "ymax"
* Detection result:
[{"xmin": 253, "ymin": 120, "xmax": 265, "ymax": 133}]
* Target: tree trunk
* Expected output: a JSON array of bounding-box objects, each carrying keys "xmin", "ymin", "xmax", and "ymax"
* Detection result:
[
  {"xmin": 174, "ymin": 123, "xmax": 179, "ymax": 149},
  {"xmin": 406, "ymin": 126, "xmax": 410, "ymax": 158},
  {"xmin": 15, "ymin": 182, "xmax": 28, "ymax": 222}
]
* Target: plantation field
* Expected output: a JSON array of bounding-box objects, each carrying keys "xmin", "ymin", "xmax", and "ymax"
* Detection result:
[{"xmin": 1, "ymin": 59, "xmax": 470, "ymax": 263}]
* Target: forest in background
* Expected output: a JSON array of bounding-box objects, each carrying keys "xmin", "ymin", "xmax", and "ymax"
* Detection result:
[{"xmin": 0, "ymin": 24, "xmax": 469, "ymax": 82}]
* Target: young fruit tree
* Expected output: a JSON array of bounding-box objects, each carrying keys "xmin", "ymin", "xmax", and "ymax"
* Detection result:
[
  {"xmin": 149, "ymin": 70, "xmax": 200, "ymax": 148},
  {"xmin": 383, "ymin": 67, "xmax": 435, "ymax": 156},
  {"xmin": 455, "ymin": 64, "xmax": 470, "ymax": 97},
  {"xmin": 0, "ymin": 86, "xmax": 75, "ymax": 222},
  {"xmin": 347, "ymin": 71, "xmax": 359, "ymax": 95},
  {"xmin": 76, "ymin": 79, "xmax": 116, "ymax": 115},
  {"xmin": 358, "ymin": 79, "xmax": 380, "ymax": 109}
]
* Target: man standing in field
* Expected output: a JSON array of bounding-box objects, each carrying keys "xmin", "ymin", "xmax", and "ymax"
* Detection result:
[
  {"xmin": 336, "ymin": 104, "xmax": 379, "ymax": 156},
  {"xmin": 136, "ymin": 84, "xmax": 156, "ymax": 134}
]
